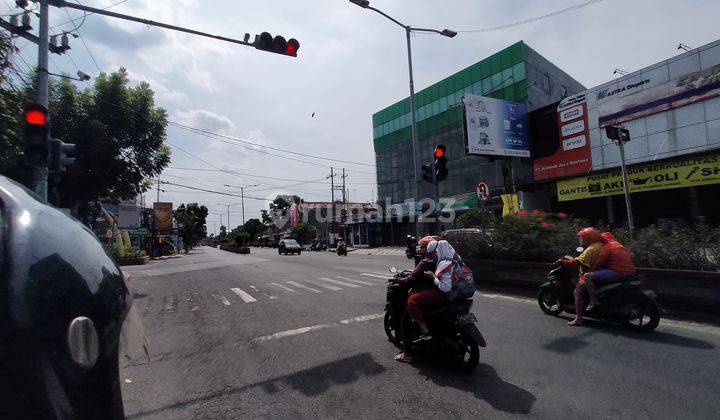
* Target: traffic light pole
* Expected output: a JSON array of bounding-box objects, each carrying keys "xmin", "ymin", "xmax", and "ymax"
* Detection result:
[
  {"xmin": 33, "ymin": 0, "xmax": 50, "ymax": 200},
  {"xmin": 617, "ymin": 139, "xmax": 635, "ymax": 237},
  {"xmin": 405, "ymin": 26, "xmax": 421, "ymax": 239}
]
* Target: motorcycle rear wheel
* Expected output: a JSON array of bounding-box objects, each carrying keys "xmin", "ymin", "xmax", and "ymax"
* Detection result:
[
  {"xmin": 537, "ymin": 287, "xmax": 563, "ymax": 316},
  {"xmin": 625, "ymin": 301, "xmax": 660, "ymax": 332},
  {"xmin": 455, "ymin": 332, "xmax": 480, "ymax": 372}
]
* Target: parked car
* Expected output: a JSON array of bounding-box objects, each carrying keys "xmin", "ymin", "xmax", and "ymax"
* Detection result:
[
  {"xmin": 278, "ymin": 239, "xmax": 302, "ymax": 255},
  {"xmin": 0, "ymin": 175, "xmax": 132, "ymax": 419}
]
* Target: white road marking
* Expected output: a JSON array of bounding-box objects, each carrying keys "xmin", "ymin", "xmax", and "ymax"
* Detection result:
[
  {"xmin": 361, "ymin": 273, "xmax": 390, "ymax": 279},
  {"xmin": 336, "ymin": 276, "xmax": 375, "ymax": 286},
  {"xmin": 317, "ymin": 277, "xmax": 361, "ymax": 288},
  {"xmin": 250, "ymin": 285, "xmax": 259, "ymax": 291},
  {"xmin": 304, "ymin": 279, "xmax": 342, "ymax": 291},
  {"xmin": 252, "ymin": 312, "xmax": 385, "ymax": 343},
  {"xmin": 477, "ymin": 292, "xmax": 533, "ymax": 303},
  {"xmin": 212, "ymin": 293, "xmax": 231, "ymax": 306},
  {"xmin": 270, "ymin": 283, "xmax": 297, "ymax": 293},
  {"xmin": 287, "ymin": 281, "xmax": 323, "ymax": 293},
  {"xmin": 230, "ymin": 288, "xmax": 257, "ymax": 303}
]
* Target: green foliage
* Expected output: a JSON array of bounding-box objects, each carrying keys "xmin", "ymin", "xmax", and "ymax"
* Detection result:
[
  {"xmin": 218, "ymin": 225, "xmax": 227, "ymax": 240},
  {"xmin": 457, "ymin": 208, "xmax": 496, "ymax": 229},
  {"xmin": 174, "ymin": 203, "xmax": 209, "ymax": 253},
  {"xmin": 269, "ymin": 194, "xmax": 303, "ymax": 215},
  {"xmin": 629, "ymin": 222, "xmax": 720, "ymax": 271},
  {"xmin": 241, "ymin": 218, "xmax": 265, "ymax": 240},
  {"xmin": 291, "ymin": 222, "xmax": 316, "ymax": 244},
  {"xmin": 261, "ymin": 209, "xmax": 273, "ymax": 225}
]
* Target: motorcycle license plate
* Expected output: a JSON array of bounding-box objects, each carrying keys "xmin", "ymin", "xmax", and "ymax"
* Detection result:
[{"xmin": 457, "ymin": 313, "xmax": 477, "ymax": 325}]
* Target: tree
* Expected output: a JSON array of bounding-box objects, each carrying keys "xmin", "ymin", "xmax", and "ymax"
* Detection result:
[
  {"xmin": 241, "ymin": 218, "xmax": 265, "ymax": 241},
  {"xmin": 261, "ymin": 209, "xmax": 273, "ymax": 225},
  {"xmin": 291, "ymin": 222, "xmax": 316, "ymax": 244},
  {"xmin": 174, "ymin": 203, "xmax": 209, "ymax": 253},
  {"xmin": 269, "ymin": 194, "xmax": 303, "ymax": 215},
  {"xmin": 218, "ymin": 225, "xmax": 227, "ymax": 240},
  {"xmin": 0, "ymin": 33, "xmax": 31, "ymax": 184}
]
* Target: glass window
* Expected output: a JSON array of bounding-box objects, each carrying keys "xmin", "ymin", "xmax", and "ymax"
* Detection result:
[
  {"xmin": 471, "ymin": 81, "xmax": 482, "ymax": 95},
  {"xmin": 513, "ymin": 62, "xmax": 526, "ymax": 82},
  {"xmin": 431, "ymin": 100, "xmax": 441, "ymax": 116},
  {"xmin": 453, "ymin": 91, "xmax": 463, "ymax": 105},
  {"xmin": 417, "ymin": 106, "xmax": 425, "ymax": 120},
  {"xmin": 502, "ymin": 67, "xmax": 513, "ymax": 87},
  {"xmin": 482, "ymin": 77, "xmax": 492, "ymax": 94},
  {"xmin": 542, "ymin": 73, "xmax": 550, "ymax": 92},
  {"xmin": 492, "ymin": 72, "xmax": 503, "ymax": 90},
  {"xmin": 439, "ymin": 96, "xmax": 448, "ymax": 111}
]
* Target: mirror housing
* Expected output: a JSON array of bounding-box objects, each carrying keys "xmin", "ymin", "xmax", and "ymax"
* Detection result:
[{"xmin": 389, "ymin": 266, "xmax": 398, "ymax": 274}]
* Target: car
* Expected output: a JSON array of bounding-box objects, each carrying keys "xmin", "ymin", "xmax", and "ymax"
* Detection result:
[
  {"xmin": 0, "ymin": 175, "xmax": 132, "ymax": 419},
  {"xmin": 278, "ymin": 239, "xmax": 302, "ymax": 255}
]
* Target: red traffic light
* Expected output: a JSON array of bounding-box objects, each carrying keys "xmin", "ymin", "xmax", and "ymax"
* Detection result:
[
  {"xmin": 254, "ymin": 32, "xmax": 300, "ymax": 57},
  {"xmin": 25, "ymin": 108, "xmax": 48, "ymax": 126},
  {"xmin": 433, "ymin": 144, "xmax": 446, "ymax": 159},
  {"xmin": 286, "ymin": 38, "xmax": 299, "ymax": 57}
]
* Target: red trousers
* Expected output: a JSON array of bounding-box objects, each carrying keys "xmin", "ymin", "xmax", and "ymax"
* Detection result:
[{"xmin": 407, "ymin": 287, "xmax": 447, "ymax": 326}]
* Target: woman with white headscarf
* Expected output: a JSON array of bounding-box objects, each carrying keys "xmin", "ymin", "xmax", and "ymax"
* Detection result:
[{"xmin": 395, "ymin": 239, "xmax": 457, "ymax": 363}]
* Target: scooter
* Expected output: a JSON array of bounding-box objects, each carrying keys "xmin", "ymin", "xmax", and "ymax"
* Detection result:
[
  {"xmin": 337, "ymin": 243, "xmax": 348, "ymax": 256},
  {"xmin": 384, "ymin": 267, "xmax": 486, "ymax": 372},
  {"xmin": 537, "ymin": 252, "xmax": 662, "ymax": 332}
]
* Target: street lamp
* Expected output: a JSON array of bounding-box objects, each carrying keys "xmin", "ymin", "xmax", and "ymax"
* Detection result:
[
  {"xmin": 349, "ymin": 0, "xmax": 456, "ymax": 238},
  {"xmin": 216, "ymin": 203, "xmax": 241, "ymax": 230},
  {"xmin": 224, "ymin": 183, "xmax": 260, "ymax": 226}
]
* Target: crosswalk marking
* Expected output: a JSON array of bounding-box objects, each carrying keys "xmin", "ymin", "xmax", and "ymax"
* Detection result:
[
  {"xmin": 305, "ymin": 279, "xmax": 342, "ymax": 291},
  {"xmin": 361, "ymin": 273, "xmax": 390, "ymax": 279},
  {"xmin": 271, "ymin": 283, "xmax": 298, "ymax": 293},
  {"xmin": 335, "ymin": 276, "xmax": 375, "ymax": 286},
  {"xmin": 317, "ymin": 277, "xmax": 361, "ymax": 288},
  {"xmin": 212, "ymin": 293, "xmax": 231, "ymax": 306},
  {"xmin": 287, "ymin": 281, "xmax": 323, "ymax": 293},
  {"xmin": 231, "ymin": 287, "xmax": 257, "ymax": 303}
]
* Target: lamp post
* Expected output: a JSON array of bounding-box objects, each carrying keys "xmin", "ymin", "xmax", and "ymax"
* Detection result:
[
  {"xmin": 349, "ymin": 0, "xmax": 456, "ymax": 238},
  {"xmin": 224, "ymin": 183, "xmax": 260, "ymax": 226}
]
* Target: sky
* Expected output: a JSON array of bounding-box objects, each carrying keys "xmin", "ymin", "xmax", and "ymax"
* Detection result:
[{"xmin": 5, "ymin": 0, "xmax": 720, "ymax": 232}]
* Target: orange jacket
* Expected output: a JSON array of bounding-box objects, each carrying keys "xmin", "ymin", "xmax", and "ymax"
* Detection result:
[{"xmin": 595, "ymin": 232, "xmax": 636, "ymax": 276}]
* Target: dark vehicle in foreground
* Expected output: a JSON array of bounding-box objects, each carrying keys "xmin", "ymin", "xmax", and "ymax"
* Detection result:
[
  {"xmin": 278, "ymin": 239, "xmax": 302, "ymax": 255},
  {"xmin": 384, "ymin": 267, "xmax": 486, "ymax": 372},
  {"xmin": 0, "ymin": 176, "xmax": 132, "ymax": 419},
  {"xmin": 336, "ymin": 242, "xmax": 348, "ymax": 256},
  {"xmin": 537, "ymin": 257, "xmax": 662, "ymax": 332}
]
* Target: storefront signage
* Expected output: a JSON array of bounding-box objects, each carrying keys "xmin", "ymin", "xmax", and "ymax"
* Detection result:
[
  {"xmin": 153, "ymin": 202, "xmax": 173, "ymax": 231},
  {"xmin": 557, "ymin": 155, "xmax": 720, "ymax": 201},
  {"xmin": 438, "ymin": 192, "xmax": 479, "ymax": 212},
  {"xmin": 462, "ymin": 94, "xmax": 530, "ymax": 158}
]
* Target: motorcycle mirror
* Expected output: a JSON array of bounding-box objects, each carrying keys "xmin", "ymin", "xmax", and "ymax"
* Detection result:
[
  {"xmin": 564, "ymin": 255, "xmax": 573, "ymax": 260},
  {"xmin": 389, "ymin": 267, "xmax": 398, "ymax": 274},
  {"xmin": 576, "ymin": 246, "xmax": 585, "ymax": 253}
]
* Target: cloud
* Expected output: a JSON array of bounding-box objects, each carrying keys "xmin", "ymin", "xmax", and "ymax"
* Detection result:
[{"xmin": 172, "ymin": 109, "xmax": 237, "ymax": 134}]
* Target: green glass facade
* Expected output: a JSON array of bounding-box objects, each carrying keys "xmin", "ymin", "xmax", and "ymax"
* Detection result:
[{"xmin": 372, "ymin": 41, "xmax": 528, "ymax": 153}]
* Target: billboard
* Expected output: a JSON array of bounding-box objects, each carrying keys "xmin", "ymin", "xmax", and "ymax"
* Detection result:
[
  {"xmin": 557, "ymin": 154, "xmax": 720, "ymax": 201},
  {"xmin": 462, "ymin": 94, "xmax": 529, "ymax": 157},
  {"xmin": 153, "ymin": 202, "xmax": 173, "ymax": 231},
  {"xmin": 533, "ymin": 93, "xmax": 593, "ymax": 180}
]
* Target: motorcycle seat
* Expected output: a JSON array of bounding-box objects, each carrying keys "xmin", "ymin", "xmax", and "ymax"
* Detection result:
[
  {"xmin": 597, "ymin": 280, "xmax": 641, "ymax": 295},
  {"xmin": 429, "ymin": 299, "xmax": 473, "ymax": 317}
]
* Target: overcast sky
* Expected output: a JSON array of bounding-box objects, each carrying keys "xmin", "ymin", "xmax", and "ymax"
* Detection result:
[{"xmin": 6, "ymin": 0, "xmax": 720, "ymax": 231}]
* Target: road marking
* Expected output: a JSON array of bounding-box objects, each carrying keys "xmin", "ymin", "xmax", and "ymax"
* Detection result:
[
  {"xmin": 212, "ymin": 293, "xmax": 231, "ymax": 306},
  {"xmin": 317, "ymin": 277, "xmax": 361, "ymax": 288},
  {"xmin": 271, "ymin": 283, "xmax": 297, "ymax": 293},
  {"xmin": 287, "ymin": 281, "xmax": 323, "ymax": 293},
  {"xmin": 336, "ymin": 276, "xmax": 375, "ymax": 286},
  {"xmin": 361, "ymin": 273, "xmax": 390, "ymax": 279},
  {"xmin": 252, "ymin": 312, "xmax": 385, "ymax": 343},
  {"xmin": 162, "ymin": 295, "xmax": 178, "ymax": 313},
  {"xmin": 477, "ymin": 292, "xmax": 533, "ymax": 303},
  {"xmin": 230, "ymin": 288, "xmax": 257, "ymax": 303},
  {"xmin": 339, "ymin": 313, "xmax": 384, "ymax": 324},
  {"xmin": 250, "ymin": 285, "xmax": 259, "ymax": 291},
  {"xmin": 304, "ymin": 279, "xmax": 342, "ymax": 291}
]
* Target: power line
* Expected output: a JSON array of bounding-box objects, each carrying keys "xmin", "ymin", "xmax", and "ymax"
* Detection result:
[
  {"xmin": 160, "ymin": 181, "xmax": 274, "ymax": 202},
  {"xmin": 457, "ymin": 0, "xmax": 605, "ymax": 33},
  {"xmin": 50, "ymin": 0, "xmax": 130, "ymax": 29}
]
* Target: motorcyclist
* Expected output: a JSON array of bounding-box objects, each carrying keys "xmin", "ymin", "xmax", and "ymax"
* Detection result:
[
  {"xmin": 564, "ymin": 227, "xmax": 605, "ymax": 326},
  {"xmin": 392, "ymin": 235, "xmax": 438, "ymax": 363},
  {"xmin": 583, "ymin": 232, "xmax": 636, "ymax": 308}
]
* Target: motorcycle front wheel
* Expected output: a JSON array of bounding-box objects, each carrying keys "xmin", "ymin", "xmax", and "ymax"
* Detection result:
[
  {"xmin": 537, "ymin": 286, "xmax": 563, "ymax": 316},
  {"xmin": 455, "ymin": 331, "xmax": 480, "ymax": 373},
  {"xmin": 384, "ymin": 311, "xmax": 399, "ymax": 345}
]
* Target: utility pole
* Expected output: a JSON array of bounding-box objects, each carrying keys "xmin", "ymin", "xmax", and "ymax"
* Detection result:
[
  {"xmin": 617, "ymin": 139, "xmax": 635, "ymax": 236},
  {"xmin": 342, "ymin": 168, "xmax": 347, "ymax": 242},
  {"xmin": 156, "ymin": 176, "xmax": 160, "ymax": 203},
  {"xmin": 330, "ymin": 167, "xmax": 335, "ymax": 244},
  {"xmin": 226, "ymin": 204, "xmax": 231, "ymax": 231},
  {"xmin": 32, "ymin": 0, "xmax": 50, "ymax": 200}
]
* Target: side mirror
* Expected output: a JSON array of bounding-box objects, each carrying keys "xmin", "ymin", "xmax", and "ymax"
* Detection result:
[
  {"xmin": 389, "ymin": 267, "xmax": 398, "ymax": 274},
  {"xmin": 576, "ymin": 246, "xmax": 584, "ymax": 253}
]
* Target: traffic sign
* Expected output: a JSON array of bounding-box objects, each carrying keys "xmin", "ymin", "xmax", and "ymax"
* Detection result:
[{"xmin": 476, "ymin": 182, "xmax": 490, "ymax": 202}]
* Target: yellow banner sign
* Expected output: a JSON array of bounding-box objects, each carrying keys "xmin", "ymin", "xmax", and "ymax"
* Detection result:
[
  {"xmin": 557, "ymin": 155, "xmax": 720, "ymax": 201},
  {"xmin": 501, "ymin": 193, "xmax": 519, "ymax": 216}
]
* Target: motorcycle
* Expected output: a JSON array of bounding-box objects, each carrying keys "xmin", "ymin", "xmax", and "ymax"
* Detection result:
[
  {"xmin": 383, "ymin": 267, "xmax": 486, "ymax": 372},
  {"xmin": 337, "ymin": 243, "xmax": 348, "ymax": 256},
  {"xmin": 537, "ymin": 251, "xmax": 662, "ymax": 332}
]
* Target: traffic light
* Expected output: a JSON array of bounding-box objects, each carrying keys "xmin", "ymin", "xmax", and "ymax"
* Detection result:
[
  {"xmin": 254, "ymin": 32, "xmax": 300, "ymax": 57},
  {"xmin": 434, "ymin": 144, "xmax": 448, "ymax": 182},
  {"xmin": 421, "ymin": 163, "xmax": 434, "ymax": 183},
  {"xmin": 24, "ymin": 103, "xmax": 49, "ymax": 166},
  {"xmin": 605, "ymin": 126, "xmax": 630, "ymax": 142},
  {"xmin": 49, "ymin": 138, "xmax": 76, "ymax": 171}
]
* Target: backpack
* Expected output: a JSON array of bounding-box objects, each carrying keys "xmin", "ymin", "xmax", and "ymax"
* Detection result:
[{"xmin": 443, "ymin": 258, "xmax": 476, "ymax": 302}]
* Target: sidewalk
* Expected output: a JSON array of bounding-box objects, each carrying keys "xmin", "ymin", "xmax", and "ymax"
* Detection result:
[{"xmin": 349, "ymin": 247, "xmax": 406, "ymax": 256}]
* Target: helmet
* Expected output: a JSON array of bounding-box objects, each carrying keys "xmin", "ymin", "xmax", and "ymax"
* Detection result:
[
  {"xmin": 418, "ymin": 235, "xmax": 439, "ymax": 250},
  {"xmin": 577, "ymin": 227, "xmax": 603, "ymax": 244}
]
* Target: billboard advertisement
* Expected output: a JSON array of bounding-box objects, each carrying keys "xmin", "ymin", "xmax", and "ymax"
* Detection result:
[
  {"xmin": 557, "ymin": 154, "xmax": 720, "ymax": 201},
  {"xmin": 533, "ymin": 93, "xmax": 593, "ymax": 180},
  {"xmin": 462, "ymin": 94, "xmax": 529, "ymax": 157},
  {"xmin": 153, "ymin": 202, "xmax": 173, "ymax": 231}
]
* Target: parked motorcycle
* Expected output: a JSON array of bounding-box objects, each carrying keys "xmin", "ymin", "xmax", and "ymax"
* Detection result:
[
  {"xmin": 383, "ymin": 267, "xmax": 486, "ymax": 372},
  {"xmin": 537, "ymin": 254, "xmax": 662, "ymax": 332}
]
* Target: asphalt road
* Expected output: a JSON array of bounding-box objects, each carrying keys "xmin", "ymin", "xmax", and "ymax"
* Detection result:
[{"xmin": 120, "ymin": 246, "xmax": 720, "ymax": 419}]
